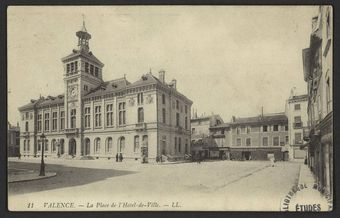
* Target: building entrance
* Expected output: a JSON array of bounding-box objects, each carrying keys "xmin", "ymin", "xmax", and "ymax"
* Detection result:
[{"xmin": 69, "ymin": 138, "xmax": 76, "ymax": 156}]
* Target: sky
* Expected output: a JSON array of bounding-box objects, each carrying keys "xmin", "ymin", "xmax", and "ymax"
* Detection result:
[{"xmin": 7, "ymin": 6, "xmax": 319, "ymax": 125}]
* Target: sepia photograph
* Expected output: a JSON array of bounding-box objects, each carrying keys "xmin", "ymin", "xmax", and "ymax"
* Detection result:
[{"xmin": 7, "ymin": 5, "xmax": 333, "ymax": 211}]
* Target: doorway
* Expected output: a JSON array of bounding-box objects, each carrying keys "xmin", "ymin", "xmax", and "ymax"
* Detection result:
[{"xmin": 69, "ymin": 138, "xmax": 76, "ymax": 156}]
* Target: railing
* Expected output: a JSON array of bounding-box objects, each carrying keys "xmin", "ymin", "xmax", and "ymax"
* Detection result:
[
  {"xmin": 135, "ymin": 122, "xmax": 147, "ymax": 131},
  {"xmin": 65, "ymin": 128, "xmax": 79, "ymax": 134}
]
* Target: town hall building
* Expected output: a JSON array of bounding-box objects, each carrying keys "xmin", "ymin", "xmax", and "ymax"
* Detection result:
[{"xmin": 18, "ymin": 21, "xmax": 193, "ymax": 162}]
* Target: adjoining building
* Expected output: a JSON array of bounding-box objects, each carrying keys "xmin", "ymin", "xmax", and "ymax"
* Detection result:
[
  {"xmin": 302, "ymin": 6, "xmax": 333, "ymax": 197},
  {"xmin": 285, "ymin": 90, "xmax": 308, "ymax": 160},
  {"xmin": 7, "ymin": 122, "xmax": 20, "ymax": 157},
  {"xmin": 18, "ymin": 22, "xmax": 193, "ymax": 162},
  {"xmin": 209, "ymin": 113, "xmax": 289, "ymax": 161},
  {"xmin": 190, "ymin": 113, "xmax": 224, "ymax": 158}
]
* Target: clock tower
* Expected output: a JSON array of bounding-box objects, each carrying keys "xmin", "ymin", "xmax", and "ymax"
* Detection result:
[{"xmin": 61, "ymin": 19, "xmax": 104, "ymax": 155}]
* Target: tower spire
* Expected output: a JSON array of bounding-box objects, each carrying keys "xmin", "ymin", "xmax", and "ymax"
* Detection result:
[{"xmin": 76, "ymin": 15, "xmax": 91, "ymax": 52}]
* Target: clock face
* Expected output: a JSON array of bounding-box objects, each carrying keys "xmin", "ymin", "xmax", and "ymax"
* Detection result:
[{"xmin": 69, "ymin": 86, "xmax": 78, "ymax": 98}]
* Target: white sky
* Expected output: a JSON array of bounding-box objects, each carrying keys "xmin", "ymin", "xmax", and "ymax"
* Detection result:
[{"xmin": 7, "ymin": 6, "xmax": 319, "ymax": 125}]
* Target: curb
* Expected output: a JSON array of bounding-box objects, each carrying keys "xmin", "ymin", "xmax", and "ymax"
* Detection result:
[{"xmin": 8, "ymin": 172, "xmax": 57, "ymax": 183}]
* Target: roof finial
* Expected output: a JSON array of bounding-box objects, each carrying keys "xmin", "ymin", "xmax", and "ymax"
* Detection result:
[{"xmin": 81, "ymin": 14, "xmax": 87, "ymax": 32}]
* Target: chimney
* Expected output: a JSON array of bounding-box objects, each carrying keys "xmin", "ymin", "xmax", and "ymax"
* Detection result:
[
  {"xmin": 171, "ymin": 79, "xmax": 177, "ymax": 89},
  {"xmin": 159, "ymin": 70, "xmax": 165, "ymax": 84}
]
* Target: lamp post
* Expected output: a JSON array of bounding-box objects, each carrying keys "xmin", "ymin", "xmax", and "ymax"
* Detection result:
[{"xmin": 39, "ymin": 133, "xmax": 46, "ymax": 176}]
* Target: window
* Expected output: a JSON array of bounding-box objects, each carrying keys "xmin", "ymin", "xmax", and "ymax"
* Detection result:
[
  {"xmin": 118, "ymin": 102, "xmax": 126, "ymax": 125},
  {"xmin": 246, "ymin": 126, "xmax": 251, "ymax": 133},
  {"xmin": 25, "ymin": 122, "xmax": 28, "ymax": 132},
  {"xmin": 176, "ymin": 100, "xmax": 179, "ymax": 110},
  {"xmin": 162, "ymin": 94, "xmax": 166, "ymax": 104},
  {"xmin": 60, "ymin": 111, "xmax": 65, "ymax": 130},
  {"xmin": 37, "ymin": 140, "xmax": 41, "ymax": 151},
  {"xmin": 162, "ymin": 108, "xmax": 166, "ymax": 123},
  {"xmin": 37, "ymin": 114, "xmax": 42, "ymax": 131},
  {"xmin": 106, "ymin": 104, "xmax": 113, "ymax": 126},
  {"xmin": 74, "ymin": 61, "xmax": 78, "ymax": 72},
  {"xmin": 263, "ymin": 125, "xmax": 268, "ymax": 132},
  {"xmin": 27, "ymin": 140, "xmax": 30, "ymax": 152},
  {"xmin": 176, "ymin": 113, "xmax": 180, "ymax": 127},
  {"xmin": 294, "ymin": 104, "xmax": 301, "ymax": 110},
  {"xmin": 192, "ymin": 128, "xmax": 196, "ymax": 134},
  {"xmin": 95, "ymin": 106, "xmax": 101, "ymax": 127},
  {"xmin": 185, "ymin": 105, "xmax": 188, "ymax": 114},
  {"xmin": 85, "ymin": 62, "xmax": 89, "ymax": 73},
  {"xmin": 26, "ymin": 112, "xmax": 29, "ymax": 119},
  {"xmin": 90, "ymin": 64, "xmax": 94, "ymax": 75},
  {"xmin": 84, "ymin": 107, "xmax": 91, "ymax": 128},
  {"xmin": 236, "ymin": 138, "xmax": 242, "ymax": 146},
  {"xmin": 185, "ymin": 116, "xmax": 188, "ymax": 129},
  {"xmin": 22, "ymin": 114, "xmax": 24, "ymax": 121},
  {"xmin": 118, "ymin": 137, "xmax": 125, "ymax": 153},
  {"xmin": 285, "ymin": 125, "xmax": 288, "ymax": 131},
  {"xmin": 142, "ymin": 135, "xmax": 148, "ymax": 148},
  {"xmin": 236, "ymin": 127, "xmax": 240, "ymax": 134},
  {"xmin": 70, "ymin": 62, "xmax": 74, "ymax": 72},
  {"xmin": 30, "ymin": 113, "xmax": 33, "ymax": 119},
  {"xmin": 273, "ymin": 125, "xmax": 279, "ymax": 132},
  {"xmin": 137, "ymin": 93, "xmax": 144, "ymax": 105},
  {"xmin": 246, "ymin": 138, "xmax": 251, "ymax": 146},
  {"xmin": 178, "ymin": 137, "xmax": 182, "ymax": 153},
  {"xmin": 84, "ymin": 85, "xmax": 88, "ymax": 91},
  {"xmin": 134, "ymin": 136, "xmax": 140, "ymax": 153},
  {"xmin": 95, "ymin": 67, "xmax": 99, "ymax": 77},
  {"xmin": 285, "ymin": 136, "xmax": 289, "ymax": 144},
  {"xmin": 262, "ymin": 137, "xmax": 268, "ymax": 146},
  {"xmin": 23, "ymin": 140, "xmax": 26, "ymax": 152},
  {"xmin": 45, "ymin": 140, "xmax": 49, "ymax": 151},
  {"xmin": 273, "ymin": 137, "xmax": 279, "ymax": 146},
  {"xmin": 94, "ymin": 138, "xmax": 101, "ymax": 154},
  {"xmin": 295, "ymin": 133, "xmax": 302, "ymax": 144},
  {"xmin": 52, "ymin": 139, "xmax": 56, "ymax": 152},
  {"xmin": 175, "ymin": 137, "xmax": 177, "ymax": 152},
  {"xmin": 106, "ymin": 137, "xmax": 112, "ymax": 154},
  {"xmin": 67, "ymin": 64, "xmax": 70, "ymax": 73},
  {"xmin": 294, "ymin": 116, "xmax": 302, "ymax": 128},
  {"xmin": 70, "ymin": 109, "xmax": 76, "ymax": 128},
  {"xmin": 138, "ymin": 107, "xmax": 144, "ymax": 123},
  {"xmin": 52, "ymin": 112, "xmax": 57, "ymax": 131},
  {"xmin": 44, "ymin": 113, "xmax": 50, "ymax": 131}
]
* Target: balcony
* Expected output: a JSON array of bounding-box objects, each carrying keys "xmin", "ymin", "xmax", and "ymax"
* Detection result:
[
  {"xmin": 21, "ymin": 132, "xmax": 30, "ymax": 138},
  {"xmin": 293, "ymin": 122, "xmax": 303, "ymax": 129},
  {"xmin": 65, "ymin": 128, "xmax": 79, "ymax": 135},
  {"xmin": 135, "ymin": 122, "xmax": 147, "ymax": 131}
]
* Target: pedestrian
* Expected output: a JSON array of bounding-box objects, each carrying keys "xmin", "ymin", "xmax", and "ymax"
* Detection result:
[
  {"xmin": 119, "ymin": 153, "xmax": 123, "ymax": 162},
  {"xmin": 270, "ymin": 156, "xmax": 275, "ymax": 167},
  {"xmin": 18, "ymin": 153, "xmax": 21, "ymax": 160},
  {"xmin": 115, "ymin": 153, "xmax": 119, "ymax": 162}
]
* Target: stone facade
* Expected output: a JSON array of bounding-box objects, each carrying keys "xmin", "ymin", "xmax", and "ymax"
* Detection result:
[
  {"xmin": 18, "ymin": 22, "xmax": 192, "ymax": 163},
  {"xmin": 210, "ymin": 113, "xmax": 289, "ymax": 161},
  {"xmin": 285, "ymin": 93, "xmax": 308, "ymax": 160},
  {"xmin": 302, "ymin": 6, "xmax": 333, "ymax": 197}
]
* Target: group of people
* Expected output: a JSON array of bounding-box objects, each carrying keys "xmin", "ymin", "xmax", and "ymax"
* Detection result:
[{"xmin": 115, "ymin": 153, "xmax": 124, "ymax": 162}]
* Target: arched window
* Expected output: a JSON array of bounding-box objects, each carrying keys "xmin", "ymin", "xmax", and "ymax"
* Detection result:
[
  {"xmin": 25, "ymin": 122, "xmax": 29, "ymax": 132},
  {"xmin": 51, "ymin": 139, "xmax": 56, "ymax": 152},
  {"xmin": 23, "ymin": 140, "xmax": 26, "ymax": 152},
  {"xmin": 106, "ymin": 137, "xmax": 112, "ymax": 154},
  {"xmin": 118, "ymin": 137, "xmax": 125, "ymax": 153},
  {"xmin": 138, "ymin": 107, "xmax": 144, "ymax": 123},
  {"xmin": 37, "ymin": 140, "xmax": 41, "ymax": 151},
  {"xmin": 94, "ymin": 138, "xmax": 101, "ymax": 154},
  {"xmin": 45, "ymin": 140, "xmax": 49, "ymax": 151},
  {"xmin": 134, "ymin": 136, "xmax": 140, "ymax": 153}
]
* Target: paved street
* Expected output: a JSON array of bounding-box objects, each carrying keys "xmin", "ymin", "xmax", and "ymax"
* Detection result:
[{"xmin": 8, "ymin": 159, "xmax": 301, "ymax": 211}]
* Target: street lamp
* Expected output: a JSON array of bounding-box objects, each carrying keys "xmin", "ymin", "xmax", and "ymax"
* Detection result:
[{"xmin": 39, "ymin": 133, "xmax": 46, "ymax": 176}]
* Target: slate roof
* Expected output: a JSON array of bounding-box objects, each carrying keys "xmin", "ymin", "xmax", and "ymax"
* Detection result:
[
  {"xmin": 84, "ymin": 77, "xmax": 130, "ymax": 98},
  {"xmin": 230, "ymin": 113, "xmax": 287, "ymax": 126},
  {"xmin": 18, "ymin": 95, "xmax": 64, "ymax": 111},
  {"xmin": 210, "ymin": 123, "xmax": 231, "ymax": 129},
  {"xmin": 61, "ymin": 49, "xmax": 104, "ymax": 66}
]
